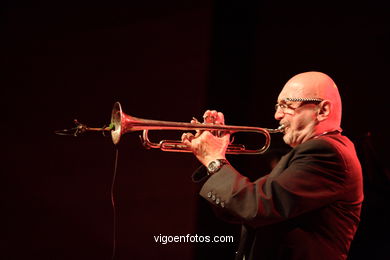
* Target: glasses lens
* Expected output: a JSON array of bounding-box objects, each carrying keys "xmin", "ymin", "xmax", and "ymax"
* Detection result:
[{"xmin": 275, "ymin": 103, "xmax": 295, "ymax": 114}]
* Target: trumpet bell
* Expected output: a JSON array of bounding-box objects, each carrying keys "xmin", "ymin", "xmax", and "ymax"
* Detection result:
[
  {"xmin": 111, "ymin": 102, "xmax": 123, "ymax": 144},
  {"xmin": 111, "ymin": 102, "xmax": 145, "ymax": 144}
]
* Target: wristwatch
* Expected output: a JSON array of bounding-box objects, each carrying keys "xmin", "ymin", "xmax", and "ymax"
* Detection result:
[{"xmin": 207, "ymin": 159, "xmax": 229, "ymax": 175}]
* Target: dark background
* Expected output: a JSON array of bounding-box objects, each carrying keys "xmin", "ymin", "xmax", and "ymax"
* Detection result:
[{"xmin": 3, "ymin": 1, "xmax": 389, "ymax": 259}]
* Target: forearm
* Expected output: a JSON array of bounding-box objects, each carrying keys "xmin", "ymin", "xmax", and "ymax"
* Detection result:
[
  {"xmin": 199, "ymin": 164, "xmax": 269, "ymax": 224},
  {"xmin": 199, "ymin": 162, "xmax": 347, "ymax": 227}
]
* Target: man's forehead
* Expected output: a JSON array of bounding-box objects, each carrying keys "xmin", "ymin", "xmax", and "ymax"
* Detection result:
[
  {"xmin": 277, "ymin": 78, "xmax": 325, "ymax": 102},
  {"xmin": 277, "ymin": 83, "xmax": 305, "ymax": 101}
]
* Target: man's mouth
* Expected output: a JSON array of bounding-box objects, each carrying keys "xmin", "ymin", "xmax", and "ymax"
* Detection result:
[
  {"xmin": 280, "ymin": 123, "xmax": 289, "ymax": 134},
  {"xmin": 278, "ymin": 124, "xmax": 286, "ymax": 133}
]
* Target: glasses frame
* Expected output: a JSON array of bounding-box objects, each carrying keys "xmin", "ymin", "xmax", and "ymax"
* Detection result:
[{"xmin": 275, "ymin": 98, "xmax": 324, "ymax": 115}]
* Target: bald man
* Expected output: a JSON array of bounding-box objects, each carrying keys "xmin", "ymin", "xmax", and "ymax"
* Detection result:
[{"xmin": 182, "ymin": 72, "xmax": 363, "ymax": 260}]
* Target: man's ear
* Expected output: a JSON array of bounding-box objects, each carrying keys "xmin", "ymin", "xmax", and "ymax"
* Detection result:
[{"xmin": 317, "ymin": 100, "xmax": 331, "ymax": 122}]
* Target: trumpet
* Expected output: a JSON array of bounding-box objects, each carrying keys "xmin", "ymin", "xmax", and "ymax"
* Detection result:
[
  {"xmin": 56, "ymin": 102, "xmax": 285, "ymax": 154},
  {"xmin": 110, "ymin": 102, "xmax": 284, "ymax": 154}
]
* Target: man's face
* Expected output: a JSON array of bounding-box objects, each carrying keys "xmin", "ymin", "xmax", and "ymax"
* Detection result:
[
  {"xmin": 273, "ymin": 72, "xmax": 342, "ymax": 147},
  {"xmin": 275, "ymin": 89, "xmax": 320, "ymax": 147}
]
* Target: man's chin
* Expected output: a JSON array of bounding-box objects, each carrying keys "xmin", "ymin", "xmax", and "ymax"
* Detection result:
[
  {"xmin": 283, "ymin": 131, "xmax": 300, "ymax": 147},
  {"xmin": 282, "ymin": 133, "xmax": 292, "ymax": 146}
]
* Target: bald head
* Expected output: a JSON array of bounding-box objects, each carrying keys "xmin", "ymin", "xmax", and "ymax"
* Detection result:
[{"xmin": 278, "ymin": 71, "xmax": 342, "ymax": 127}]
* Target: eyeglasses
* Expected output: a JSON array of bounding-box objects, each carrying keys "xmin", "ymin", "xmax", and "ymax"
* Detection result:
[{"xmin": 275, "ymin": 98, "xmax": 323, "ymax": 115}]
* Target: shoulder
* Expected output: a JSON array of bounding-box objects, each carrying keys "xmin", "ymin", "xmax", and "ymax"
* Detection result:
[
  {"xmin": 291, "ymin": 134, "xmax": 359, "ymax": 171},
  {"xmin": 293, "ymin": 135, "xmax": 340, "ymax": 158},
  {"xmin": 289, "ymin": 134, "xmax": 346, "ymax": 167},
  {"xmin": 296, "ymin": 134, "xmax": 354, "ymax": 155}
]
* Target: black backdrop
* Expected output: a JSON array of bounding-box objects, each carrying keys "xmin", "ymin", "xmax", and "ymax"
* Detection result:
[{"xmin": 3, "ymin": 1, "xmax": 389, "ymax": 260}]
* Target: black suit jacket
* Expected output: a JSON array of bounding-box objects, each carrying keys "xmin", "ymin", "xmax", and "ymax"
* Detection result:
[{"xmin": 198, "ymin": 133, "xmax": 363, "ymax": 260}]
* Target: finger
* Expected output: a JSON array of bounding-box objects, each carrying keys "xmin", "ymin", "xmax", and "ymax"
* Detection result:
[
  {"xmin": 181, "ymin": 132, "xmax": 195, "ymax": 142},
  {"xmin": 210, "ymin": 110, "xmax": 219, "ymax": 123},
  {"xmin": 187, "ymin": 133, "xmax": 195, "ymax": 141},
  {"xmin": 190, "ymin": 117, "xmax": 203, "ymax": 136},
  {"xmin": 213, "ymin": 111, "xmax": 225, "ymax": 136},
  {"xmin": 191, "ymin": 117, "xmax": 200, "ymax": 124},
  {"xmin": 203, "ymin": 110, "xmax": 215, "ymax": 124},
  {"xmin": 210, "ymin": 110, "xmax": 218, "ymax": 119},
  {"xmin": 202, "ymin": 110, "xmax": 211, "ymax": 123},
  {"xmin": 221, "ymin": 132, "xmax": 231, "ymax": 140},
  {"xmin": 204, "ymin": 115, "xmax": 215, "ymax": 124},
  {"xmin": 221, "ymin": 132, "xmax": 232, "ymax": 146},
  {"xmin": 194, "ymin": 129, "xmax": 204, "ymax": 138},
  {"xmin": 181, "ymin": 133, "xmax": 188, "ymax": 142},
  {"xmin": 215, "ymin": 112, "xmax": 225, "ymax": 125},
  {"xmin": 205, "ymin": 110, "xmax": 218, "ymax": 135},
  {"xmin": 182, "ymin": 138, "xmax": 192, "ymax": 147}
]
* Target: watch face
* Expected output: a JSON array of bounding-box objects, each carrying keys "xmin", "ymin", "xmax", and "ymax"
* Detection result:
[
  {"xmin": 209, "ymin": 161, "xmax": 217, "ymax": 171},
  {"xmin": 208, "ymin": 160, "xmax": 221, "ymax": 173}
]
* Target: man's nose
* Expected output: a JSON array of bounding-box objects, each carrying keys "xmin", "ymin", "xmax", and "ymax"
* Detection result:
[{"xmin": 274, "ymin": 108, "xmax": 284, "ymax": 120}]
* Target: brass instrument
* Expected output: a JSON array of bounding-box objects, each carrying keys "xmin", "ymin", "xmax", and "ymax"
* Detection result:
[
  {"xmin": 56, "ymin": 102, "xmax": 285, "ymax": 154},
  {"xmin": 111, "ymin": 102, "xmax": 284, "ymax": 154}
]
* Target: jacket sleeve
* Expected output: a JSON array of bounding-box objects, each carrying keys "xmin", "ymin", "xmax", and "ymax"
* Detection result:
[{"xmin": 199, "ymin": 138, "xmax": 352, "ymax": 227}]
